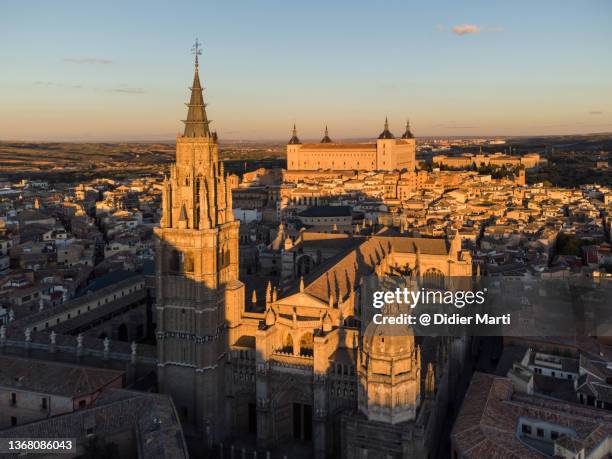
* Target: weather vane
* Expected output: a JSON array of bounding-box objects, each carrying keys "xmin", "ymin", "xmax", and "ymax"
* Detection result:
[{"xmin": 192, "ymin": 38, "xmax": 202, "ymax": 67}]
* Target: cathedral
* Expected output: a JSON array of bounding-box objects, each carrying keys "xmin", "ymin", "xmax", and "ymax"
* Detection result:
[{"xmin": 155, "ymin": 55, "xmax": 472, "ymax": 458}]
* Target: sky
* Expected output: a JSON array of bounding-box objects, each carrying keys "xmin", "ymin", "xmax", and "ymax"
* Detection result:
[{"xmin": 1, "ymin": 0, "xmax": 611, "ymax": 141}]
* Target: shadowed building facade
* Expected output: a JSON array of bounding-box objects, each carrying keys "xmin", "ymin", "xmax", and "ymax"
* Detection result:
[
  {"xmin": 286, "ymin": 120, "xmax": 416, "ymax": 172},
  {"xmin": 154, "ymin": 53, "xmax": 244, "ymax": 442}
]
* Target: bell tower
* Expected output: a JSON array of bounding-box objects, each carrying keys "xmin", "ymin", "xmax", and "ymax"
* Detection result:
[{"xmin": 155, "ymin": 41, "xmax": 244, "ymax": 442}]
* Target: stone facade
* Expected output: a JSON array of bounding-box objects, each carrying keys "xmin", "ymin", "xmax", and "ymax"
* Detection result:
[
  {"xmin": 154, "ymin": 58, "xmax": 244, "ymax": 443},
  {"xmin": 287, "ymin": 122, "xmax": 416, "ymax": 172}
]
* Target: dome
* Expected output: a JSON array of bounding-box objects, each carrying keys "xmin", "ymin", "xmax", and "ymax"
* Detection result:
[
  {"xmin": 288, "ymin": 124, "xmax": 301, "ymax": 145},
  {"xmin": 363, "ymin": 320, "xmax": 414, "ymax": 357},
  {"xmin": 378, "ymin": 117, "xmax": 395, "ymax": 139},
  {"xmin": 401, "ymin": 120, "xmax": 414, "ymax": 139},
  {"xmin": 320, "ymin": 126, "xmax": 332, "ymax": 143}
]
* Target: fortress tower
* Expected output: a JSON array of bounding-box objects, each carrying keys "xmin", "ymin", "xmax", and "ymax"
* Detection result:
[{"xmin": 154, "ymin": 49, "xmax": 244, "ymax": 442}]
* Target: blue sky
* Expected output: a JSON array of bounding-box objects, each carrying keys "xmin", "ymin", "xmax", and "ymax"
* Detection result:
[{"xmin": 1, "ymin": 0, "xmax": 611, "ymax": 141}]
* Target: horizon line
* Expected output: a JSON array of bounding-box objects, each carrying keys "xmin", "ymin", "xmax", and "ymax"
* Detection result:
[{"xmin": 2, "ymin": 131, "xmax": 611, "ymax": 145}]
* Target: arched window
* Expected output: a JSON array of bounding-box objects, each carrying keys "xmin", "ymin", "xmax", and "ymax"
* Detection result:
[
  {"xmin": 423, "ymin": 268, "xmax": 445, "ymax": 289},
  {"xmin": 282, "ymin": 333, "xmax": 294, "ymax": 354},
  {"xmin": 299, "ymin": 332, "xmax": 314, "ymax": 357}
]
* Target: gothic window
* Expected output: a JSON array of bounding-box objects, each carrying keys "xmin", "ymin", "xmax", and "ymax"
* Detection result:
[
  {"xmin": 299, "ymin": 332, "xmax": 313, "ymax": 356},
  {"xmin": 282, "ymin": 333, "xmax": 294, "ymax": 354},
  {"xmin": 423, "ymin": 268, "xmax": 445, "ymax": 289}
]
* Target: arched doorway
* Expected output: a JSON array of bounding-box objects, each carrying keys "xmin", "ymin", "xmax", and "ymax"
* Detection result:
[{"xmin": 272, "ymin": 386, "xmax": 313, "ymax": 445}]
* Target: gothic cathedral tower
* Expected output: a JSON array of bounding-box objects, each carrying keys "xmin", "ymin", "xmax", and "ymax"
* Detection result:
[{"xmin": 155, "ymin": 49, "xmax": 244, "ymax": 443}]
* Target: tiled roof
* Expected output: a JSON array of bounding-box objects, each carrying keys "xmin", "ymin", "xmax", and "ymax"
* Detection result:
[
  {"xmin": 0, "ymin": 355, "xmax": 123, "ymax": 397},
  {"xmin": 298, "ymin": 205, "xmax": 352, "ymax": 218},
  {"xmin": 299, "ymin": 143, "xmax": 376, "ymax": 150},
  {"xmin": 0, "ymin": 389, "xmax": 187, "ymax": 459},
  {"xmin": 286, "ymin": 235, "xmax": 449, "ymax": 304},
  {"xmin": 452, "ymin": 372, "xmax": 612, "ymax": 458}
]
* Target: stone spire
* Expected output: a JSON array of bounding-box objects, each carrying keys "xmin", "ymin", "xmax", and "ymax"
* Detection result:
[
  {"xmin": 183, "ymin": 41, "xmax": 211, "ymax": 138},
  {"xmin": 320, "ymin": 126, "xmax": 332, "ymax": 143},
  {"xmin": 266, "ymin": 281, "xmax": 272, "ymax": 305},
  {"xmin": 401, "ymin": 119, "xmax": 414, "ymax": 139},
  {"xmin": 288, "ymin": 124, "xmax": 301, "ymax": 145},
  {"xmin": 378, "ymin": 116, "xmax": 394, "ymax": 139},
  {"xmin": 425, "ymin": 362, "xmax": 435, "ymax": 398}
]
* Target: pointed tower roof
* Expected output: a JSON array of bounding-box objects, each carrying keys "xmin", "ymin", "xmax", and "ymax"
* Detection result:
[
  {"xmin": 378, "ymin": 117, "xmax": 394, "ymax": 139},
  {"xmin": 320, "ymin": 126, "xmax": 333, "ymax": 143},
  {"xmin": 401, "ymin": 119, "xmax": 414, "ymax": 139},
  {"xmin": 178, "ymin": 204, "xmax": 188, "ymax": 222},
  {"xmin": 288, "ymin": 124, "xmax": 301, "ymax": 145},
  {"xmin": 183, "ymin": 44, "xmax": 211, "ymax": 138}
]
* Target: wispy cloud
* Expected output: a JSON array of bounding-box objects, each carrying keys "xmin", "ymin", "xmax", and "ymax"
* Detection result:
[
  {"xmin": 63, "ymin": 57, "xmax": 113, "ymax": 65},
  {"xmin": 32, "ymin": 81, "xmax": 145, "ymax": 94},
  {"xmin": 109, "ymin": 86, "xmax": 146, "ymax": 94},
  {"xmin": 451, "ymin": 24, "xmax": 504, "ymax": 35},
  {"xmin": 33, "ymin": 81, "xmax": 83, "ymax": 89},
  {"xmin": 589, "ymin": 111, "xmax": 603, "ymax": 115}
]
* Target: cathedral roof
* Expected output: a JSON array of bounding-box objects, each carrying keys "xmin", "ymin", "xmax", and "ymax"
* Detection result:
[
  {"xmin": 379, "ymin": 236, "xmax": 449, "ymax": 255},
  {"xmin": 274, "ymin": 291, "xmax": 329, "ymax": 309},
  {"xmin": 279, "ymin": 235, "xmax": 450, "ymax": 307},
  {"xmin": 363, "ymin": 320, "xmax": 415, "ymax": 357},
  {"xmin": 182, "ymin": 59, "xmax": 211, "ymax": 138},
  {"xmin": 378, "ymin": 117, "xmax": 395, "ymax": 139}
]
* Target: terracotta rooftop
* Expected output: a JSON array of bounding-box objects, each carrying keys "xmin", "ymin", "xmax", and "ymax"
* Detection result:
[
  {"xmin": 0, "ymin": 389, "xmax": 187, "ymax": 459},
  {"xmin": 0, "ymin": 355, "xmax": 123, "ymax": 398},
  {"xmin": 299, "ymin": 143, "xmax": 376, "ymax": 150},
  {"xmin": 452, "ymin": 372, "xmax": 612, "ymax": 458}
]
